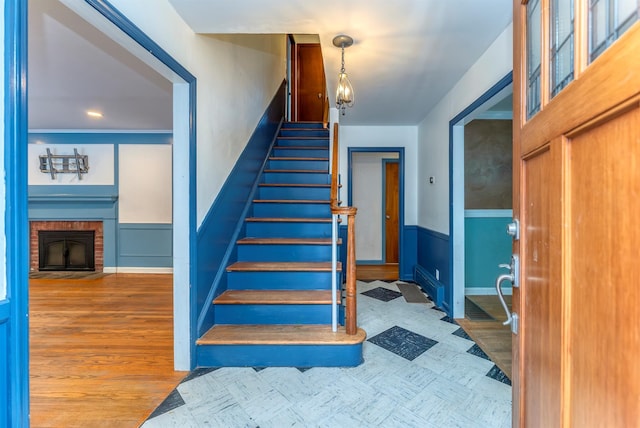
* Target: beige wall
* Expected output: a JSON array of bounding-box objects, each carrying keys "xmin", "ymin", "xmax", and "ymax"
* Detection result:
[
  {"xmin": 417, "ymin": 23, "xmax": 513, "ymax": 234},
  {"xmin": 464, "ymin": 119, "xmax": 513, "ymax": 209}
]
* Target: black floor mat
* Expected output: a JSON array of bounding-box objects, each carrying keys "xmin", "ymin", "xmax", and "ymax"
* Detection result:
[{"xmin": 464, "ymin": 297, "xmax": 495, "ymax": 321}]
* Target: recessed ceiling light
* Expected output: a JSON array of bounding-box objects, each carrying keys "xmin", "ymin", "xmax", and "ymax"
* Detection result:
[{"xmin": 86, "ymin": 110, "xmax": 103, "ymax": 118}]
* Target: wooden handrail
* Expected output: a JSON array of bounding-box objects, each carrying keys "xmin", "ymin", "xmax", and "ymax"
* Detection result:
[
  {"xmin": 323, "ymin": 96, "xmax": 330, "ymax": 128},
  {"xmin": 330, "ymin": 123, "xmax": 358, "ymax": 335},
  {"xmin": 330, "ymin": 123, "xmax": 340, "ymax": 204}
]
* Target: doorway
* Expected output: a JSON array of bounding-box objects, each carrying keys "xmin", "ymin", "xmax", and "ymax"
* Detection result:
[
  {"xmin": 450, "ymin": 73, "xmax": 513, "ymax": 318},
  {"xmin": 449, "ymin": 74, "xmax": 513, "ymax": 378},
  {"xmin": 289, "ymin": 35, "xmax": 327, "ymax": 122},
  {"xmin": 348, "ymin": 148, "xmax": 404, "ymax": 281},
  {"xmin": 4, "ymin": 1, "xmax": 197, "ymax": 422}
]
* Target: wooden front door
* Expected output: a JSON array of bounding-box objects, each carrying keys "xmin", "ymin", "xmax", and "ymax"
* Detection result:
[
  {"xmin": 384, "ymin": 161, "xmax": 399, "ymax": 263},
  {"xmin": 512, "ymin": 1, "xmax": 640, "ymax": 426},
  {"xmin": 292, "ymin": 43, "xmax": 326, "ymax": 122}
]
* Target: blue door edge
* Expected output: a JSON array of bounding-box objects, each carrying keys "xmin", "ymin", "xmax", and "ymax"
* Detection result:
[{"xmin": 5, "ymin": 0, "xmax": 29, "ymax": 425}]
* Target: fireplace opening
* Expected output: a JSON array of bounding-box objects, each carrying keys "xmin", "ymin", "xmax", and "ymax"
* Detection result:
[{"xmin": 38, "ymin": 230, "xmax": 95, "ymax": 271}]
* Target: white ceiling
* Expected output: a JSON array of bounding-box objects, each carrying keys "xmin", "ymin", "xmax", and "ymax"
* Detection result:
[
  {"xmin": 28, "ymin": 0, "xmax": 512, "ymax": 129},
  {"xmin": 28, "ymin": 0, "xmax": 173, "ymax": 130}
]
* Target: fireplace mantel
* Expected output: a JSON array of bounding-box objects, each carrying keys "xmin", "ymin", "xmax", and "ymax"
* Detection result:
[{"xmin": 28, "ymin": 194, "xmax": 118, "ymax": 203}]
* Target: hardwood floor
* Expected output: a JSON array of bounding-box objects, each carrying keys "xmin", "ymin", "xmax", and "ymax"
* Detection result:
[
  {"xmin": 356, "ymin": 263, "xmax": 398, "ymax": 281},
  {"xmin": 456, "ymin": 295, "xmax": 512, "ymax": 379},
  {"xmin": 29, "ymin": 274, "xmax": 186, "ymax": 428}
]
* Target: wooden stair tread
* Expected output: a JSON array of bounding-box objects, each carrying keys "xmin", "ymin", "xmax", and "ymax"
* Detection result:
[
  {"xmin": 227, "ymin": 261, "xmax": 341, "ymax": 272},
  {"xmin": 264, "ymin": 169, "xmax": 327, "ymax": 174},
  {"xmin": 237, "ymin": 237, "xmax": 340, "ymax": 245},
  {"xmin": 214, "ymin": 290, "xmax": 339, "ymax": 305},
  {"xmin": 197, "ymin": 324, "xmax": 366, "ymax": 345},
  {"xmin": 253, "ymin": 199, "xmax": 330, "ymax": 204},
  {"xmin": 259, "ymin": 183, "xmax": 331, "ymax": 188}
]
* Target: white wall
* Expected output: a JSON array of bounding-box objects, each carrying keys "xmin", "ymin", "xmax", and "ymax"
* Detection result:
[
  {"xmin": 339, "ymin": 126, "xmax": 418, "ymax": 225},
  {"xmin": 102, "ymin": 0, "xmax": 287, "ymax": 227},
  {"xmin": 118, "ymin": 144, "xmax": 172, "ymax": 223},
  {"xmin": 27, "ymin": 144, "xmax": 114, "ymax": 185},
  {"xmin": 417, "ymin": 23, "xmax": 513, "ymax": 234}
]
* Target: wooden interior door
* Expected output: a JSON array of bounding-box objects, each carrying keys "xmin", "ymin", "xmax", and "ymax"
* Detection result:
[
  {"xmin": 293, "ymin": 43, "xmax": 326, "ymax": 122},
  {"xmin": 512, "ymin": 1, "xmax": 640, "ymax": 426},
  {"xmin": 384, "ymin": 161, "xmax": 399, "ymax": 263}
]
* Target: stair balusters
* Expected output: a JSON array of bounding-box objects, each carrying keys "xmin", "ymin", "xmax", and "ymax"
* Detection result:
[{"xmin": 330, "ymin": 123, "xmax": 358, "ymax": 335}]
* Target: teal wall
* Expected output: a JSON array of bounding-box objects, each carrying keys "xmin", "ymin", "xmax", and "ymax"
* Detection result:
[{"xmin": 464, "ymin": 214, "xmax": 512, "ymax": 289}]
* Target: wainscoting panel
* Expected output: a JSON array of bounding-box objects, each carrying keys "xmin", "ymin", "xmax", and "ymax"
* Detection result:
[
  {"xmin": 465, "ymin": 213, "xmax": 512, "ymax": 291},
  {"xmin": 118, "ymin": 224, "xmax": 173, "ymax": 267},
  {"xmin": 416, "ymin": 226, "xmax": 451, "ymax": 314},
  {"xmin": 401, "ymin": 225, "xmax": 418, "ymax": 281}
]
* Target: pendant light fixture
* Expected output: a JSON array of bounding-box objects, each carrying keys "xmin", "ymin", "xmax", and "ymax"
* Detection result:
[{"xmin": 333, "ymin": 35, "xmax": 355, "ymax": 115}]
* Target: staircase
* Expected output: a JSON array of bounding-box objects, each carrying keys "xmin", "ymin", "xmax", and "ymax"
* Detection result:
[{"xmin": 196, "ymin": 122, "xmax": 366, "ymax": 367}]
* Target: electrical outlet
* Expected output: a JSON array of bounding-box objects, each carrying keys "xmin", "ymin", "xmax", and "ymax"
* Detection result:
[{"xmin": 435, "ymin": 269, "xmax": 440, "ymax": 281}]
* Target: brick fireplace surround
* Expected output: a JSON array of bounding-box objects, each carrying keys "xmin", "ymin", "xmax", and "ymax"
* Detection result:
[{"xmin": 29, "ymin": 221, "xmax": 104, "ymax": 272}]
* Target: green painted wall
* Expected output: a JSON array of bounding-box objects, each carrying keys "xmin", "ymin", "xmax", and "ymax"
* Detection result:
[{"xmin": 465, "ymin": 216, "xmax": 512, "ymax": 288}]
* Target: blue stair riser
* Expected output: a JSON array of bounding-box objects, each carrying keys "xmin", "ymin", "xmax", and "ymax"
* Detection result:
[
  {"xmin": 281, "ymin": 122, "xmax": 325, "ymax": 129},
  {"xmin": 252, "ymin": 203, "xmax": 331, "ymax": 217},
  {"xmin": 227, "ymin": 271, "xmax": 339, "ymax": 289},
  {"xmin": 246, "ymin": 221, "xmax": 333, "ymax": 238},
  {"xmin": 237, "ymin": 244, "xmax": 334, "ymax": 262},
  {"xmin": 276, "ymin": 137, "xmax": 328, "ymax": 147},
  {"xmin": 258, "ymin": 186, "xmax": 330, "ymax": 200},
  {"xmin": 280, "ymin": 129, "xmax": 328, "ymax": 138},
  {"xmin": 262, "ymin": 172, "xmax": 330, "ymax": 185},
  {"xmin": 272, "ymin": 147, "xmax": 329, "ymax": 157},
  {"xmin": 197, "ymin": 343, "xmax": 363, "ymax": 367},
  {"xmin": 268, "ymin": 159, "xmax": 328, "ymax": 170},
  {"xmin": 214, "ymin": 304, "xmax": 333, "ymax": 324}
]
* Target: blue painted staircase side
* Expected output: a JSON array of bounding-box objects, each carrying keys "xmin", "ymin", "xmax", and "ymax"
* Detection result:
[
  {"xmin": 196, "ymin": 122, "xmax": 365, "ymax": 367},
  {"xmin": 275, "ymin": 137, "xmax": 329, "ymax": 147},
  {"xmin": 258, "ymin": 184, "xmax": 331, "ymax": 200},
  {"xmin": 245, "ymin": 218, "xmax": 333, "ymax": 238}
]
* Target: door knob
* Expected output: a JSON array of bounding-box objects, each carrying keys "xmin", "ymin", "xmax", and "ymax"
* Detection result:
[
  {"xmin": 506, "ymin": 219, "xmax": 520, "ymax": 240},
  {"xmin": 386, "ymin": 215, "xmax": 390, "ymax": 219},
  {"xmin": 317, "ymin": 93, "xmax": 322, "ymax": 99}
]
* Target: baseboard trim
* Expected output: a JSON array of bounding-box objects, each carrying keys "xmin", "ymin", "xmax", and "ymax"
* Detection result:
[
  {"xmin": 103, "ymin": 267, "xmax": 173, "ymax": 274},
  {"xmin": 465, "ymin": 287, "xmax": 512, "ymax": 296}
]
